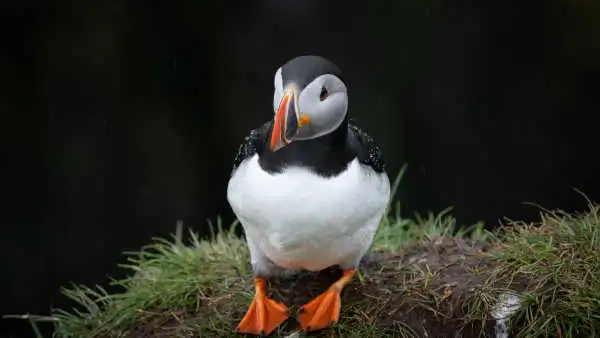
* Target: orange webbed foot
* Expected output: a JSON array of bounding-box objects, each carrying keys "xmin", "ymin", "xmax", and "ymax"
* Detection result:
[
  {"xmin": 297, "ymin": 287, "xmax": 342, "ymax": 331},
  {"xmin": 237, "ymin": 278, "xmax": 289, "ymax": 336},
  {"xmin": 297, "ymin": 269, "xmax": 356, "ymax": 332}
]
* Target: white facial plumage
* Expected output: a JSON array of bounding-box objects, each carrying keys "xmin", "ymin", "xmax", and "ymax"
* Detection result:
[{"xmin": 272, "ymin": 67, "xmax": 349, "ymax": 141}]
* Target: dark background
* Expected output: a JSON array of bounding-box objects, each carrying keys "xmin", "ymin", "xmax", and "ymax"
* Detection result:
[{"xmin": 3, "ymin": 0, "xmax": 600, "ymax": 336}]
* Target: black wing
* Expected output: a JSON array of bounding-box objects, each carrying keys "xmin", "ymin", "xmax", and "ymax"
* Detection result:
[
  {"xmin": 232, "ymin": 121, "xmax": 273, "ymax": 170},
  {"xmin": 347, "ymin": 122, "xmax": 386, "ymax": 173}
]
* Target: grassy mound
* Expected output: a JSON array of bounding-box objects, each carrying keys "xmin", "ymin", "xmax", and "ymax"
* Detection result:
[{"xmin": 9, "ymin": 200, "xmax": 600, "ymax": 337}]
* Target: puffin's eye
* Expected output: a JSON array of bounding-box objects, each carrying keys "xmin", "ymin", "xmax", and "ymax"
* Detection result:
[{"xmin": 319, "ymin": 86, "xmax": 329, "ymax": 101}]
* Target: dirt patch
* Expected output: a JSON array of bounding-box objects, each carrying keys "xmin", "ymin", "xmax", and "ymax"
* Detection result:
[{"xmin": 127, "ymin": 238, "xmax": 524, "ymax": 337}]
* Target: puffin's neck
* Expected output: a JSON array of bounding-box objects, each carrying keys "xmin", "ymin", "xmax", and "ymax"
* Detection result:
[{"xmin": 258, "ymin": 116, "xmax": 353, "ymax": 177}]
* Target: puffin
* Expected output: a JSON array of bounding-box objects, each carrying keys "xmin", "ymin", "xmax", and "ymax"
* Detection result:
[{"xmin": 227, "ymin": 55, "xmax": 391, "ymax": 336}]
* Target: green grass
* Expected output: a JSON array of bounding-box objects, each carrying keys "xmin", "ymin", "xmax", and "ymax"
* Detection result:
[
  {"xmin": 487, "ymin": 206, "xmax": 600, "ymax": 337},
  {"xmin": 6, "ymin": 170, "xmax": 600, "ymax": 337}
]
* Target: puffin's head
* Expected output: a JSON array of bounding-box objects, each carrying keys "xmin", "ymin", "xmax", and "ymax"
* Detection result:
[{"xmin": 270, "ymin": 55, "xmax": 348, "ymax": 152}]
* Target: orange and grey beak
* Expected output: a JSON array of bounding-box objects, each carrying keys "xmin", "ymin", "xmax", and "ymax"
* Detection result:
[{"xmin": 270, "ymin": 87, "xmax": 310, "ymax": 152}]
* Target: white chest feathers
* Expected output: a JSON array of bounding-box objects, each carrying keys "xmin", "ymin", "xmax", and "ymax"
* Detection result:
[{"xmin": 227, "ymin": 155, "xmax": 391, "ymax": 272}]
